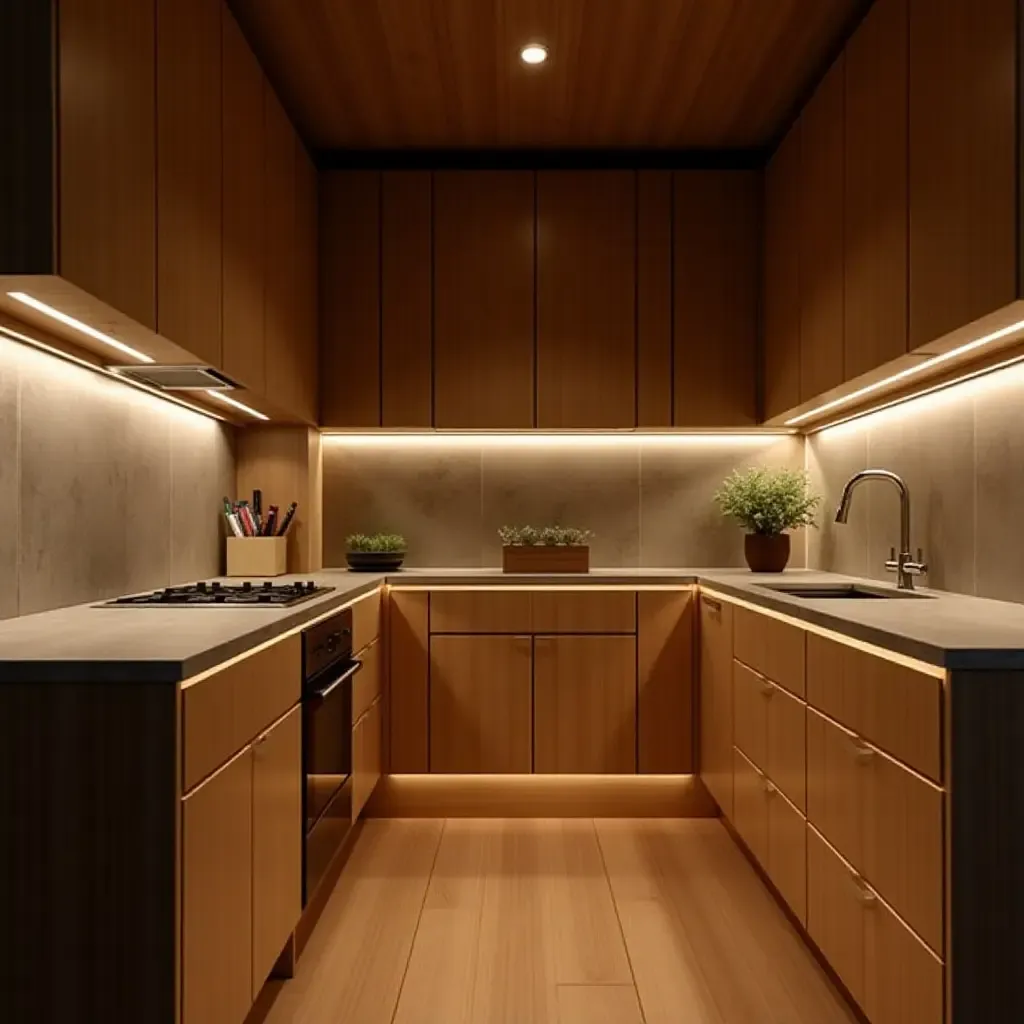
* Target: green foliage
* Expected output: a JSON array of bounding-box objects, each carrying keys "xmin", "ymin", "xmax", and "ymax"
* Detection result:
[
  {"xmin": 498, "ymin": 525, "xmax": 593, "ymax": 547},
  {"xmin": 714, "ymin": 467, "xmax": 820, "ymax": 536},
  {"xmin": 346, "ymin": 532, "xmax": 407, "ymax": 553}
]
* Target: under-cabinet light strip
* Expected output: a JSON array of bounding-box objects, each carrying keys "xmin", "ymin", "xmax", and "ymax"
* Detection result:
[
  {"xmin": 7, "ymin": 291, "xmax": 155, "ymax": 364},
  {"xmin": 0, "ymin": 325, "xmax": 227, "ymax": 424},
  {"xmin": 785, "ymin": 317, "xmax": 1024, "ymax": 426},
  {"xmin": 205, "ymin": 389, "xmax": 270, "ymax": 421},
  {"xmin": 322, "ymin": 431, "xmax": 794, "ymax": 447}
]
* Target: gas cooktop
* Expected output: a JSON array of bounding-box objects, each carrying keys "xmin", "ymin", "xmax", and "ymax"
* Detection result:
[{"xmin": 106, "ymin": 581, "xmax": 334, "ymax": 607}]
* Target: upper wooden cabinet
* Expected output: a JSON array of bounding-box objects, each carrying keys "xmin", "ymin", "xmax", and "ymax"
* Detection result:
[
  {"xmin": 908, "ymin": 0, "xmax": 1017, "ymax": 349},
  {"xmin": 537, "ymin": 171, "xmax": 637, "ymax": 428},
  {"xmin": 673, "ymin": 170, "xmax": 759, "ymax": 426},
  {"xmin": 798, "ymin": 53, "xmax": 845, "ymax": 402},
  {"xmin": 763, "ymin": 120, "xmax": 802, "ymax": 420},
  {"xmin": 156, "ymin": 0, "xmax": 223, "ymax": 369},
  {"xmin": 843, "ymin": 0, "xmax": 908, "ymax": 381},
  {"xmin": 433, "ymin": 171, "xmax": 535, "ymax": 428}
]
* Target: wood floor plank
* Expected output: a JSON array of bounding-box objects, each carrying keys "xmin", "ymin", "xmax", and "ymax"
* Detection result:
[
  {"xmin": 596, "ymin": 819, "xmax": 857, "ymax": 1024},
  {"xmin": 263, "ymin": 819, "xmax": 443, "ymax": 1024},
  {"xmin": 556, "ymin": 984, "xmax": 645, "ymax": 1024}
]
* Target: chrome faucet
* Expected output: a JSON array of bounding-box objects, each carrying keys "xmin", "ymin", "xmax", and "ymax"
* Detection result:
[{"xmin": 834, "ymin": 470, "xmax": 927, "ymax": 590}]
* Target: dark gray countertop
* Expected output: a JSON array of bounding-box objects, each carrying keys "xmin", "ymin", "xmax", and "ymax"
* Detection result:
[{"xmin": 2, "ymin": 567, "xmax": 1024, "ymax": 682}]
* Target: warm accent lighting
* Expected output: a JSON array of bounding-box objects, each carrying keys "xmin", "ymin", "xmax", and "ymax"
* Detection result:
[
  {"xmin": 786, "ymin": 318, "xmax": 1024, "ymax": 426},
  {"xmin": 519, "ymin": 43, "xmax": 548, "ymax": 65},
  {"xmin": 205, "ymin": 389, "xmax": 269, "ymax": 421},
  {"xmin": 7, "ymin": 291, "xmax": 155, "ymax": 364},
  {"xmin": 322, "ymin": 431, "xmax": 792, "ymax": 448}
]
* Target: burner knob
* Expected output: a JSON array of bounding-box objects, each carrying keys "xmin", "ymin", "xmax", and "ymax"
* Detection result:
[
  {"xmin": 242, "ymin": 581, "xmax": 252, "ymax": 592},
  {"xmin": 197, "ymin": 581, "xmax": 207, "ymax": 593},
  {"xmin": 263, "ymin": 581, "xmax": 273, "ymax": 591}
]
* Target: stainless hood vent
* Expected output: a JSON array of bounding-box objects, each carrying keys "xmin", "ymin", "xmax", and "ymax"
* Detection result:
[{"xmin": 108, "ymin": 365, "xmax": 240, "ymax": 391}]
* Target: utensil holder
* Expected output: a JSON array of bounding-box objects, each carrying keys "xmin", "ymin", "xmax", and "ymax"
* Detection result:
[{"xmin": 226, "ymin": 536, "xmax": 288, "ymax": 577}]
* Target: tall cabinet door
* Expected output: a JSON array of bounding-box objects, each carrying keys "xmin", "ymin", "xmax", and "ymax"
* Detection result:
[
  {"xmin": 251, "ymin": 706, "xmax": 302, "ymax": 998},
  {"xmin": 434, "ymin": 171, "xmax": 535, "ymax": 428},
  {"xmin": 537, "ymin": 171, "xmax": 636, "ymax": 428},
  {"xmin": 156, "ymin": 0, "xmax": 222, "ymax": 367},
  {"xmin": 430, "ymin": 635, "xmax": 533, "ymax": 773},
  {"xmin": 843, "ymin": 0, "xmax": 908, "ymax": 382},
  {"xmin": 699, "ymin": 594, "xmax": 734, "ymax": 816},
  {"xmin": 673, "ymin": 171, "xmax": 759, "ymax": 426},
  {"xmin": 182, "ymin": 748, "xmax": 253, "ymax": 1024},
  {"xmin": 293, "ymin": 143, "xmax": 319, "ymax": 423},
  {"xmin": 534, "ymin": 635, "xmax": 637, "ymax": 773}
]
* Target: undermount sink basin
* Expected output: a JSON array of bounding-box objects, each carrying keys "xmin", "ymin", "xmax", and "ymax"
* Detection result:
[{"xmin": 757, "ymin": 583, "xmax": 933, "ymax": 601}]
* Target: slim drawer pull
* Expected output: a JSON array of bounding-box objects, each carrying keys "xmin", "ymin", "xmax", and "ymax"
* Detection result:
[
  {"xmin": 763, "ymin": 779, "xmax": 777, "ymax": 796},
  {"xmin": 759, "ymin": 682, "xmax": 775, "ymax": 699},
  {"xmin": 851, "ymin": 873, "xmax": 878, "ymax": 908},
  {"xmin": 851, "ymin": 739, "xmax": 875, "ymax": 764},
  {"xmin": 703, "ymin": 596, "xmax": 723, "ymax": 612}
]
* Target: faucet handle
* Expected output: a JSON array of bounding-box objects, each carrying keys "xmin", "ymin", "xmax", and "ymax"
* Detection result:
[
  {"xmin": 885, "ymin": 546, "xmax": 898, "ymax": 573},
  {"xmin": 905, "ymin": 548, "xmax": 928, "ymax": 576}
]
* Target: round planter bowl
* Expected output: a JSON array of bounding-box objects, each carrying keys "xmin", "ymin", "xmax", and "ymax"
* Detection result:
[
  {"xmin": 345, "ymin": 551, "xmax": 405, "ymax": 573},
  {"xmin": 744, "ymin": 533, "xmax": 791, "ymax": 573}
]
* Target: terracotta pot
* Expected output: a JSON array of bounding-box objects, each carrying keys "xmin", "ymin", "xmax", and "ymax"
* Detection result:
[{"xmin": 744, "ymin": 533, "xmax": 791, "ymax": 573}]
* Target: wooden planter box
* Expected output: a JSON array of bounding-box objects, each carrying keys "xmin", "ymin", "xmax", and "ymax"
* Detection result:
[{"xmin": 502, "ymin": 545, "xmax": 590, "ymax": 574}]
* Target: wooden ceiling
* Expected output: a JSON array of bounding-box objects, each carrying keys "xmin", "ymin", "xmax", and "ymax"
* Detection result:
[{"xmin": 230, "ymin": 0, "xmax": 869, "ymax": 150}]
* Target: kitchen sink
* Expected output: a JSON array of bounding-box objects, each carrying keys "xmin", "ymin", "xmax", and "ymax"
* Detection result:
[{"xmin": 757, "ymin": 583, "xmax": 933, "ymax": 600}]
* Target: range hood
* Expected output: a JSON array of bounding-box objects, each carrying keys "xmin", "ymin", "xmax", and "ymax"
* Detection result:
[{"xmin": 108, "ymin": 365, "xmax": 240, "ymax": 391}]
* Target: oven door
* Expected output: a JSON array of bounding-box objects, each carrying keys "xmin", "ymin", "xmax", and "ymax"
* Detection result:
[{"xmin": 303, "ymin": 658, "xmax": 360, "ymax": 905}]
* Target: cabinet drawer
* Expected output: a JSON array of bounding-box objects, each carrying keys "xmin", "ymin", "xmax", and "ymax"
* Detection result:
[
  {"xmin": 352, "ymin": 639, "xmax": 381, "ymax": 723},
  {"xmin": 734, "ymin": 606, "xmax": 805, "ymax": 697},
  {"xmin": 768, "ymin": 788, "xmax": 807, "ymax": 925},
  {"xmin": 183, "ymin": 634, "xmax": 300, "ymax": 792},
  {"xmin": 733, "ymin": 660, "xmax": 770, "ymax": 770},
  {"xmin": 733, "ymin": 746, "xmax": 769, "ymax": 866},
  {"xmin": 767, "ymin": 682, "xmax": 806, "ymax": 812},
  {"xmin": 699, "ymin": 594, "xmax": 734, "ymax": 818},
  {"xmin": 807, "ymin": 707, "xmax": 862, "ymax": 866},
  {"xmin": 531, "ymin": 590, "xmax": 636, "ymax": 633},
  {"xmin": 430, "ymin": 589, "xmax": 532, "ymax": 633},
  {"xmin": 351, "ymin": 589, "xmax": 381, "ymax": 653},
  {"xmin": 352, "ymin": 697, "xmax": 382, "ymax": 820}
]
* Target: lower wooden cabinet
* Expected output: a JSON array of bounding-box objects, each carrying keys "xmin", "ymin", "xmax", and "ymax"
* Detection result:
[
  {"xmin": 767, "ymin": 681, "xmax": 807, "ymax": 812},
  {"xmin": 732, "ymin": 746, "xmax": 769, "ymax": 865},
  {"xmin": 252, "ymin": 706, "xmax": 302, "ymax": 998},
  {"xmin": 699, "ymin": 593, "xmax": 734, "ymax": 814},
  {"xmin": 353, "ymin": 697, "xmax": 382, "ymax": 819},
  {"xmin": 807, "ymin": 707, "xmax": 863, "ymax": 867},
  {"xmin": 182, "ymin": 747, "xmax": 254, "ymax": 1024},
  {"xmin": 767, "ymin": 784, "xmax": 808, "ymax": 925},
  {"xmin": 430, "ymin": 634, "xmax": 532, "ymax": 773},
  {"xmin": 534, "ymin": 635, "xmax": 637, "ymax": 773}
]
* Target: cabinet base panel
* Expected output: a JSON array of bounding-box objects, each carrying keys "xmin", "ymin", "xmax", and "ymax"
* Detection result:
[{"xmin": 365, "ymin": 773, "xmax": 717, "ymax": 818}]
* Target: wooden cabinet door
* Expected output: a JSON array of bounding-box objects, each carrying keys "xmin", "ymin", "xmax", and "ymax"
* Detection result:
[
  {"xmin": 908, "ymin": 0, "xmax": 1016, "ymax": 350},
  {"xmin": 637, "ymin": 590, "xmax": 694, "ymax": 773},
  {"xmin": 798, "ymin": 53, "xmax": 845, "ymax": 402},
  {"xmin": 673, "ymin": 170, "xmax": 759, "ymax": 426},
  {"xmin": 430, "ymin": 635, "xmax": 533, "ymax": 773},
  {"xmin": 320, "ymin": 171, "xmax": 381, "ymax": 427},
  {"xmin": 537, "ymin": 171, "xmax": 636, "ymax": 427},
  {"xmin": 156, "ymin": 0, "xmax": 222, "ymax": 367},
  {"xmin": 699, "ymin": 594, "xmax": 734, "ymax": 816},
  {"xmin": 843, "ymin": 0, "xmax": 908, "ymax": 382},
  {"xmin": 733, "ymin": 606, "xmax": 806, "ymax": 698},
  {"xmin": 807, "ymin": 708, "xmax": 863, "ymax": 869},
  {"xmin": 733, "ymin": 660, "xmax": 770, "ymax": 771},
  {"xmin": 58, "ymin": 0, "xmax": 156, "ymax": 331},
  {"xmin": 763, "ymin": 120, "xmax": 801, "ymax": 420},
  {"xmin": 434, "ymin": 171, "xmax": 535, "ymax": 428},
  {"xmin": 768, "ymin": 789, "xmax": 808, "ymax": 925},
  {"xmin": 353, "ymin": 697, "xmax": 382, "ymax": 818},
  {"xmin": 534, "ymin": 636, "xmax": 637, "ymax": 773},
  {"xmin": 252, "ymin": 706, "xmax": 301, "ymax": 997},
  {"xmin": 182, "ymin": 747, "xmax": 253, "ymax": 1024},
  {"xmin": 352, "ymin": 640, "xmax": 381, "ymax": 725},
  {"xmin": 389, "ymin": 589, "xmax": 429, "ymax": 773},
  {"xmin": 293, "ymin": 142, "xmax": 319, "ymax": 423},
  {"xmin": 732, "ymin": 746, "xmax": 769, "ymax": 866},
  {"xmin": 221, "ymin": 5, "xmax": 265, "ymax": 394},
  {"xmin": 767, "ymin": 681, "xmax": 807, "ymax": 811}
]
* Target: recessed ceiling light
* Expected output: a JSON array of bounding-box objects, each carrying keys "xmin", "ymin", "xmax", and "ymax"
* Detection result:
[{"xmin": 520, "ymin": 43, "xmax": 548, "ymax": 66}]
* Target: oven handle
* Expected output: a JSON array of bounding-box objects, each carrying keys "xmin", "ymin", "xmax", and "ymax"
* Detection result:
[{"xmin": 308, "ymin": 659, "xmax": 362, "ymax": 703}]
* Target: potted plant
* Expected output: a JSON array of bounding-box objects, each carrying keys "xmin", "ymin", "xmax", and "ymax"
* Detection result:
[
  {"xmin": 345, "ymin": 533, "xmax": 407, "ymax": 572},
  {"xmin": 498, "ymin": 525, "xmax": 593, "ymax": 574},
  {"xmin": 714, "ymin": 468, "xmax": 820, "ymax": 573}
]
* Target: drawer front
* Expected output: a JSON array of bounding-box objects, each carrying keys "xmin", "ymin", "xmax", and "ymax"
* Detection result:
[
  {"xmin": 352, "ymin": 639, "xmax": 381, "ymax": 724},
  {"xmin": 768, "ymin": 788, "xmax": 807, "ymax": 925},
  {"xmin": 861, "ymin": 747, "xmax": 944, "ymax": 956},
  {"xmin": 733, "ymin": 660, "xmax": 770, "ymax": 770},
  {"xmin": 429, "ymin": 589, "xmax": 533, "ymax": 633},
  {"xmin": 351, "ymin": 589, "xmax": 381, "ymax": 653},
  {"xmin": 734, "ymin": 606, "xmax": 805, "ymax": 697},
  {"xmin": 807, "ymin": 633, "xmax": 858, "ymax": 729},
  {"xmin": 806, "ymin": 707, "xmax": 862, "ymax": 868},
  {"xmin": 183, "ymin": 634, "xmax": 301, "ymax": 792},
  {"xmin": 733, "ymin": 746, "xmax": 769, "ymax": 866},
  {"xmin": 352, "ymin": 696, "xmax": 382, "ymax": 820},
  {"xmin": 767, "ymin": 682, "xmax": 807, "ymax": 812},
  {"xmin": 530, "ymin": 590, "xmax": 636, "ymax": 633}
]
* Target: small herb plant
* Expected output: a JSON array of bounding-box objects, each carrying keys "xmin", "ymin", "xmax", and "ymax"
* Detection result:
[
  {"xmin": 498, "ymin": 525, "xmax": 593, "ymax": 547},
  {"xmin": 714, "ymin": 468, "xmax": 820, "ymax": 536},
  {"xmin": 346, "ymin": 532, "xmax": 407, "ymax": 553}
]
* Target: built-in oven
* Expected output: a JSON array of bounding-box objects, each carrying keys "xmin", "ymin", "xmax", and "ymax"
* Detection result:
[{"xmin": 302, "ymin": 605, "xmax": 361, "ymax": 905}]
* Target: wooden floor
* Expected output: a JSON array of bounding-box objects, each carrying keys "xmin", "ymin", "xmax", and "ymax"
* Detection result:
[{"xmin": 262, "ymin": 818, "xmax": 858, "ymax": 1024}]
